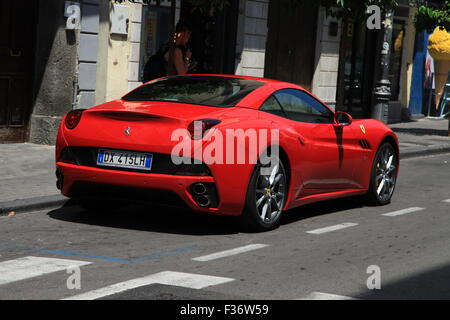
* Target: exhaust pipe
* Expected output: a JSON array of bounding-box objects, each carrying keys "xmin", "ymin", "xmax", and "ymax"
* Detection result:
[
  {"xmin": 196, "ymin": 195, "xmax": 211, "ymax": 207},
  {"xmin": 192, "ymin": 183, "xmax": 207, "ymax": 195},
  {"xmin": 190, "ymin": 183, "xmax": 216, "ymax": 208}
]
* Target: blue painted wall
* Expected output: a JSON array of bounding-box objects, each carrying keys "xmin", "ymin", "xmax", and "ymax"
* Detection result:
[{"xmin": 409, "ymin": 31, "xmax": 429, "ymax": 115}]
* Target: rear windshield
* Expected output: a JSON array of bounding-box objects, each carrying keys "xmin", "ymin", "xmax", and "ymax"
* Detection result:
[{"xmin": 122, "ymin": 76, "xmax": 264, "ymax": 107}]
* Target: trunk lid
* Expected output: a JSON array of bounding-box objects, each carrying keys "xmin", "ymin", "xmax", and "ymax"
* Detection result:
[{"xmin": 63, "ymin": 100, "xmax": 232, "ymax": 154}]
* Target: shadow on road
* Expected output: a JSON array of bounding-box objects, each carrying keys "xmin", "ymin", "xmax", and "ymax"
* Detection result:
[
  {"xmin": 47, "ymin": 196, "xmax": 366, "ymax": 236},
  {"xmin": 280, "ymin": 196, "xmax": 365, "ymax": 226},
  {"xmin": 47, "ymin": 202, "xmax": 241, "ymax": 236}
]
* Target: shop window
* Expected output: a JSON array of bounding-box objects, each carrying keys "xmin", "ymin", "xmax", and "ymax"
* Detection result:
[
  {"xmin": 140, "ymin": 6, "xmax": 170, "ymax": 81},
  {"xmin": 389, "ymin": 20, "xmax": 406, "ymax": 101}
]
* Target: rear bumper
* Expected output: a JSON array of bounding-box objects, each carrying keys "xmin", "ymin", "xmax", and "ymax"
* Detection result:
[{"xmin": 56, "ymin": 162, "xmax": 243, "ymax": 216}]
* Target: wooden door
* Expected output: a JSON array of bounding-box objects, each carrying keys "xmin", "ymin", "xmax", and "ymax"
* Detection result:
[
  {"xmin": 265, "ymin": 0, "xmax": 318, "ymax": 91},
  {"xmin": 0, "ymin": 2, "xmax": 37, "ymax": 142}
]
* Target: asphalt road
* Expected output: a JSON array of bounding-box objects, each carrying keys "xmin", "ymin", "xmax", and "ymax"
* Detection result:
[{"xmin": 1, "ymin": 153, "xmax": 450, "ymax": 300}]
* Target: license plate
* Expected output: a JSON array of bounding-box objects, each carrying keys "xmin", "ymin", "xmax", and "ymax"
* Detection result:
[{"xmin": 97, "ymin": 149, "xmax": 152, "ymax": 170}]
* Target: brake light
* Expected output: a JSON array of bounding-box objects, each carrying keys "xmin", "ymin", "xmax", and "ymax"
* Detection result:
[
  {"xmin": 65, "ymin": 109, "xmax": 85, "ymax": 129},
  {"xmin": 187, "ymin": 119, "xmax": 221, "ymax": 140}
]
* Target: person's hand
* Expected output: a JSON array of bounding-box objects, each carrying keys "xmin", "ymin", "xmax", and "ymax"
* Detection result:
[{"xmin": 186, "ymin": 49, "xmax": 192, "ymax": 59}]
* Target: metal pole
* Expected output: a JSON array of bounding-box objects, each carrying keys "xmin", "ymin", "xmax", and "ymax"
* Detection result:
[{"xmin": 372, "ymin": 9, "xmax": 394, "ymax": 123}]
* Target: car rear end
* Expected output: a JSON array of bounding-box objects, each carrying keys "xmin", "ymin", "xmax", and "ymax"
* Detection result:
[{"xmin": 55, "ymin": 75, "xmax": 266, "ymax": 216}]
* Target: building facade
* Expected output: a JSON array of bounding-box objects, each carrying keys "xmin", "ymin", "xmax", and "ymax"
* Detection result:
[{"xmin": 0, "ymin": 0, "xmax": 420, "ymax": 145}]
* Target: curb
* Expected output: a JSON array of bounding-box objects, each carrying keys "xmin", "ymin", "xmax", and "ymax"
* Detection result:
[
  {"xmin": 1, "ymin": 144, "xmax": 450, "ymax": 216},
  {"xmin": 0, "ymin": 195, "xmax": 69, "ymax": 216},
  {"xmin": 400, "ymin": 144, "xmax": 450, "ymax": 159}
]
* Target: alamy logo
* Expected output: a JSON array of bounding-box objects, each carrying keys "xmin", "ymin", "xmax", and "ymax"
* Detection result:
[
  {"xmin": 366, "ymin": 265, "xmax": 381, "ymax": 290},
  {"xmin": 171, "ymin": 124, "xmax": 280, "ymax": 176},
  {"xmin": 66, "ymin": 266, "xmax": 81, "ymax": 290},
  {"xmin": 367, "ymin": 5, "xmax": 381, "ymax": 30}
]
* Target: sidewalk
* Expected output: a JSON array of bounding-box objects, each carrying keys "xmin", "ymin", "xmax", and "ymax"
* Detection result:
[
  {"xmin": 390, "ymin": 118, "xmax": 450, "ymax": 158},
  {"xmin": 0, "ymin": 143, "xmax": 67, "ymax": 215},
  {"xmin": 1, "ymin": 118, "xmax": 450, "ymax": 214}
]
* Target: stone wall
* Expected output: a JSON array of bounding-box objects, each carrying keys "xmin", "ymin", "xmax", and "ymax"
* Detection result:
[
  {"xmin": 311, "ymin": 7, "xmax": 341, "ymax": 109},
  {"xmin": 235, "ymin": 0, "xmax": 269, "ymax": 77},
  {"xmin": 78, "ymin": 0, "xmax": 100, "ymax": 109},
  {"xmin": 30, "ymin": 0, "xmax": 78, "ymax": 145}
]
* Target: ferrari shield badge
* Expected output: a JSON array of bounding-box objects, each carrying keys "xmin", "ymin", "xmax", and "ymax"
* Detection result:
[{"xmin": 360, "ymin": 125, "xmax": 366, "ymax": 134}]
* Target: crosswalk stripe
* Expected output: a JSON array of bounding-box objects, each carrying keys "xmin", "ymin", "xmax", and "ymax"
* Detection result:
[
  {"xmin": 443, "ymin": 199, "xmax": 450, "ymax": 203},
  {"xmin": 0, "ymin": 256, "xmax": 92, "ymax": 286},
  {"xmin": 381, "ymin": 207, "xmax": 424, "ymax": 217},
  {"xmin": 63, "ymin": 271, "xmax": 234, "ymax": 300},
  {"xmin": 192, "ymin": 244, "xmax": 269, "ymax": 262},
  {"xmin": 298, "ymin": 291, "xmax": 357, "ymax": 300},
  {"xmin": 306, "ymin": 223, "xmax": 358, "ymax": 235}
]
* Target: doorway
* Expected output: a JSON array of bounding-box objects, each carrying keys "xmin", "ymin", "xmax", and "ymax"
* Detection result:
[
  {"xmin": 0, "ymin": 2, "xmax": 38, "ymax": 143},
  {"xmin": 336, "ymin": 20, "xmax": 379, "ymax": 119},
  {"xmin": 180, "ymin": 0, "xmax": 239, "ymax": 75},
  {"xmin": 265, "ymin": 0, "xmax": 318, "ymax": 91}
]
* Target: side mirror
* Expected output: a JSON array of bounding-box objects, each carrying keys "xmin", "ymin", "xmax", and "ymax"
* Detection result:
[{"xmin": 334, "ymin": 111, "xmax": 352, "ymax": 126}]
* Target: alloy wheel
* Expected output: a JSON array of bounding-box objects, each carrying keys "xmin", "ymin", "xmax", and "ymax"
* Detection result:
[
  {"xmin": 254, "ymin": 162, "xmax": 287, "ymax": 224},
  {"xmin": 374, "ymin": 144, "xmax": 397, "ymax": 202}
]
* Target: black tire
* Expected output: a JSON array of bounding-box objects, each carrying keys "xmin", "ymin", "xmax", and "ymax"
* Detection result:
[
  {"xmin": 241, "ymin": 155, "xmax": 288, "ymax": 232},
  {"xmin": 366, "ymin": 142, "xmax": 398, "ymax": 205}
]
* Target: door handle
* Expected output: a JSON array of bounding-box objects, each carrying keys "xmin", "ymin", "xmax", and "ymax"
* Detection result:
[{"xmin": 9, "ymin": 49, "xmax": 22, "ymax": 57}]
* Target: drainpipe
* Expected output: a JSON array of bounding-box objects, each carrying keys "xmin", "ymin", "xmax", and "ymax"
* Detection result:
[{"xmin": 72, "ymin": 71, "xmax": 79, "ymax": 110}]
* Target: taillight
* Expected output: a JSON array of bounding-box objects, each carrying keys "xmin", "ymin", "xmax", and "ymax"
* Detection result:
[
  {"xmin": 187, "ymin": 119, "xmax": 221, "ymax": 140},
  {"xmin": 65, "ymin": 109, "xmax": 85, "ymax": 130}
]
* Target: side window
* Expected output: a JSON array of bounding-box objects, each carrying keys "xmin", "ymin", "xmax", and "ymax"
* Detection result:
[
  {"xmin": 273, "ymin": 89, "xmax": 334, "ymax": 124},
  {"xmin": 259, "ymin": 95, "xmax": 286, "ymax": 118}
]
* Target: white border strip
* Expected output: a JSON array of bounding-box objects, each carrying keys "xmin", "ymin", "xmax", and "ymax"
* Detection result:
[
  {"xmin": 381, "ymin": 207, "xmax": 424, "ymax": 217},
  {"xmin": 63, "ymin": 271, "xmax": 234, "ymax": 300},
  {"xmin": 192, "ymin": 244, "xmax": 269, "ymax": 262},
  {"xmin": 442, "ymin": 199, "xmax": 450, "ymax": 203},
  {"xmin": 298, "ymin": 291, "xmax": 357, "ymax": 300},
  {"xmin": 0, "ymin": 256, "xmax": 91, "ymax": 286},
  {"xmin": 306, "ymin": 223, "xmax": 358, "ymax": 235}
]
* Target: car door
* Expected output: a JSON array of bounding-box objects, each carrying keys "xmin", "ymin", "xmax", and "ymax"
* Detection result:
[{"xmin": 269, "ymin": 89, "xmax": 362, "ymax": 193}]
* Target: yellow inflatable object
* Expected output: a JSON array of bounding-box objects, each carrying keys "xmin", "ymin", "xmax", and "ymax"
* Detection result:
[
  {"xmin": 428, "ymin": 28, "xmax": 450, "ymax": 109},
  {"xmin": 428, "ymin": 28, "xmax": 450, "ymax": 61},
  {"xmin": 394, "ymin": 30, "xmax": 404, "ymax": 56}
]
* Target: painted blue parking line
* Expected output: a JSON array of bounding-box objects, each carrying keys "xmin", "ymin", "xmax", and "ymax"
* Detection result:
[
  {"xmin": 0, "ymin": 243, "xmax": 199, "ymax": 264},
  {"xmin": 39, "ymin": 249, "xmax": 130, "ymax": 263},
  {"xmin": 128, "ymin": 245, "xmax": 199, "ymax": 263},
  {"xmin": 0, "ymin": 243, "xmax": 130, "ymax": 263}
]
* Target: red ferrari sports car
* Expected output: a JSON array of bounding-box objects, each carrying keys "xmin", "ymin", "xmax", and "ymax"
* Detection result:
[{"xmin": 55, "ymin": 74, "xmax": 399, "ymax": 231}]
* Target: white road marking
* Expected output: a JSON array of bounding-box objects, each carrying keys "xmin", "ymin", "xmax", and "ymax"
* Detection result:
[
  {"xmin": 192, "ymin": 244, "xmax": 269, "ymax": 262},
  {"xmin": 0, "ymin": 256, "xmax": 91, "ymax": 286},
  {"xmin": 306, "ymin": 223, "xmax": 358, "ymax": 235},
  {"xmin": 298, "ymin": 291, "xmax": 357, "ymax": 300},
  {"xmin": 443, "ymin": 199, "xmax": 450, "ymax": 203},
  {"xmin": 63, "ymin": 271, "xmax": 234, "ymax": 300},
  {"xmin": 381, "ymin": 207, "xmax": 424, "ymax": 217}
]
